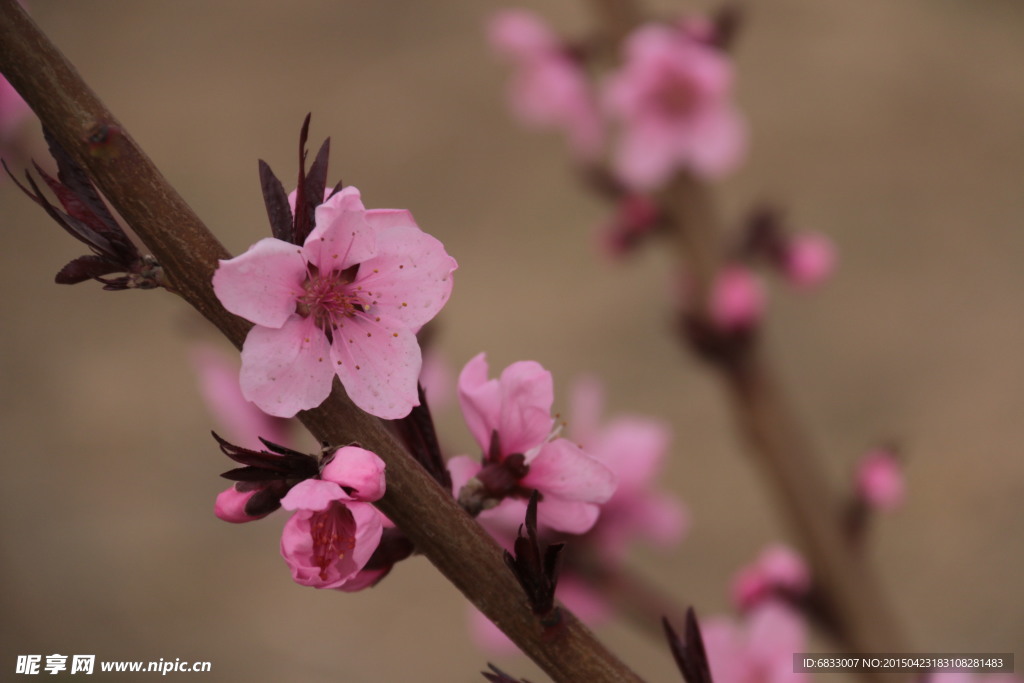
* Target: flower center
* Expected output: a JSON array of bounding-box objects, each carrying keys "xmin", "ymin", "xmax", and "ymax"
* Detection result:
[
  {"xmin": 309, "ymin": 505, "xmax": 357, "ymax": 581},
  {"xmin": 653, "ymin": 70, "xmax": 699, "ymax": 117},
  {"xmin": 296, "ymin": 265, "xmax": 366, "ymax": 336}
]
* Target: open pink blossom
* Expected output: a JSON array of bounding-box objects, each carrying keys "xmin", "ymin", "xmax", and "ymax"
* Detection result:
[
  {"xmin": 782, "ymin": 233, "xmax": 836, "ymax": 289},
  {"xmin": 279, "ymin": 446, "xmax": 386, "ymax": 589},
  {"xmin": 856, "ymin": 448, "xmax": 905, "ymax": 511},
  {"xmin": 213, "ymin": 186, "xmax": 456, "ymax": 419},
  {"xmin": 450, "ymin": 353, "xmax": 616, "ymax": 534},
  {"xmin": 731, "ymin": 544, "xmax": 811, "ymax": 611},
  {"xmin": 488, "ymin": 9, "xmax": 603, "ymax": 159},
  {"xmin": 702, "ymin": 602, "xmax": 809, "ymax": 683},
  {"xmin": 568, "ymin": 376, "xmax": 688, "ymax": 562},
  {"xmin": 605, "ymin": 23, "xmax": 745, "ymax": 189}
]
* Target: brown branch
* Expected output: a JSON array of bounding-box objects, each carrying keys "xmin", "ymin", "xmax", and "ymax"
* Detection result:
[
  {"xmin": 582, "ymin": 0, "xmax": 909, "ymax": 670},
  {"xmin": 0, "ymin": 2, "xmax": 643, "ymax": 680},
  {"xmin": 662, "ymin": 173, "xmax": 909, "ymax": 672}
]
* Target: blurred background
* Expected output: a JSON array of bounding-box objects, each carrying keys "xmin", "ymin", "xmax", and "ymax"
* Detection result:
[{"xmin": 1, "ymin": 0, "xmax": 1022, "ymax": 680}]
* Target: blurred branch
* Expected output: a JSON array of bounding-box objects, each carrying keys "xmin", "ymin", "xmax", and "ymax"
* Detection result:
[
  {"xmin": 665, "ymin": 170, "xmax": 909, "ymax": 668},
  {"xmin": 583, "ymin": 0, "xmax": 909, "ymax": 668},
  {"xmin": 0, "ymin": 2, "xmax": 643, "ymax": 680}
]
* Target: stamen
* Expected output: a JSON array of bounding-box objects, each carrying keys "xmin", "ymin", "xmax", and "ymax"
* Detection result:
[{"xmin": 309, "ymin": 507, "xmax": 356, "ymax": 581}]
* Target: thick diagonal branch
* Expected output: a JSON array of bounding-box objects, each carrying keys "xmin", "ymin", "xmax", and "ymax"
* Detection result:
[{"xmin": 0, "ymin": 3, "xmax": 642, "ymax": 680}]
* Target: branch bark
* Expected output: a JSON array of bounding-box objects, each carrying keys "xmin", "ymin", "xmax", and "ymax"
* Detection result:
[{"xmin": 0, "ymin": 2, "xmax": 643, "ymax": 680}]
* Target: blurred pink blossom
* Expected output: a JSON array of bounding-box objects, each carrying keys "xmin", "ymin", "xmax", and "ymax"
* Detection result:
[
  {"xmin": 212, "ymin": 186, "xmax": 456, "ymax": 419},
  {"xmin": 450, "ymin": 353, "xmax": 616, "ymax": 534},
  {"xmin": 467, "ymin": 574, "xmax": 612, "ymax": 653},
  {"xmin": 605, "ymin": 23, "xmax": 746, "ymax": 190},
  {"xmin": 191, "ymin": 344, "xmax": 292, "ymax": 449},
  {"xmin": 731, "ymin": 544, "xmax": 810, "ymax": 611},
  {"xmin": 488, "ymin": 9, "xmax": 603, "ymax": 159},
  {"xmin": 710, "ymin": 264, "xmax": 764, "ymax": 332},
  {"xmin": 279, "ymin": 446, "xmax": 386, "ymax": 589},
  {"xmin": 702, "ymin": 602, "xmax": 810, "ymax": 683},
  {"xmin": 782, "ymin": 233, "xmax": 836, "ymax": 289},
  {"xmin": 856, "ymin": 448, "xmax": 905, "ymax": 511},
  {"xmin": 0, "ymin": 76, "xmax": 30, "ymax": 143},
  {"xmin": 569, "ymin": 375, "xmax": 688, "ymax": 562}
]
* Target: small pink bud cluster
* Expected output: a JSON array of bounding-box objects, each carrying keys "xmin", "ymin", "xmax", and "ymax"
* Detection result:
[{"xmin": 213, "ymin": 437, "xmax": 391, "ymax": 591}]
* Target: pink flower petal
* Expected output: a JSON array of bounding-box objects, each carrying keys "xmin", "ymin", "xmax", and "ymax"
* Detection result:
[
  {"xmin": 457, "ymin": 353, "xmax": 554, "ymax": 455},
  {"xmin": 321, "ymin": 446, "xmax": 386, "ymax": 502},
  {"xmin": 239, "ymin": 316, "xmax": 335, "ymax": 418},
  {"xmin": 213, "ymin": 238, "xmax": 306, "ymax": 329},
  {"xmin": 686, "ymin": 104, "xmax": 747, "ymax": 180},
  {"xmin": 280, "ymin": 478, "xmax": 348, "ymax": 512},
  {"xmin": 536, "ymin": 498, "xmax": 601, "ymax": 535},
  {"xmin": 487, "ymin": 9, "xmax": 558, "ymax": 60},
  {"xmin": 446, "ymin": 455, "xmax": 483, "ymax": 496},
  {"xmin": 330, "ymin": 321, "xmax": 421, "ymax": 419},
  {"xmin": 522, "ymin": 438, "xmax": 616, "ymax": 504},
  {"xmin": 303, "ymin": 201, "xmax": 377, "ymax": 274},
  {"xmin": 190, "ymin": 344, "xmax": 291, "ymax": 448},
  {"xmin": 355, "ymin": 223, "xmax": 457, "ymax": 329}
]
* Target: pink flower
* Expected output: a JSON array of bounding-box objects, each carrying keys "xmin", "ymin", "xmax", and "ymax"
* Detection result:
[
  {"xmin": 279, "ymin": 446, "xmax": 386, "ymax": 589},
  {"xmin": 710, "ymin": 265, "xmax": 764, "ymax": 332},
  {"xmin": 212, "ymin": 186, "xmax": 457, "ymax": 419},
  {"xmin": 568, "ymin": 376, "xmax": 688, "ymax": 562},
  {"xmin": 190, "ymin": 344, "xmax": 292, "ymax": 449},
  {"xmin": 450, "ymin": 353, "xmax": 616, "ymax": 534},
  {"xmin": 488, "ymin": 9, "xmax": 603, "ymax": 159},
  {"xmin": 782, "ymin": 233, "xmax": 836, "ymax": 289},
  {"xmin": 605, "ymin": 24, "xmax": 746, "ymax": 189},
  {"xmin": 731, "ymin": 544, "xmax": 811, "ymax": 611},
  {"xmin": 856, "ymin": 448, "xmax": 905, "ymax": 512},
  {"xmin": 702, "ymin": 602, "xmax": 809, "ymax": 683}
]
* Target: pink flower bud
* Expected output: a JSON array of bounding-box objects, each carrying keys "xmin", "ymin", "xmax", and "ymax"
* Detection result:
[
  {"xmin": 710, "ymin": 265, "xmax": 764, "ymax": 332},
  {"xmin": 732, "ymin": 544, "xmax": 810, "ymax": 611},
  {"xmin": 856, "ymin": 449, "xmax": 905, "ymax": 511},
  {"xmin": 600, "ymin": 195, "xmax": 661, "ymax": 258},
  {"xmin": 783, "ymin": 233, "xmax": 836, "ymax": 289},
  {"xmin": 214, "ymin": 485, "xmax": 271, "ymax": 524}
]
